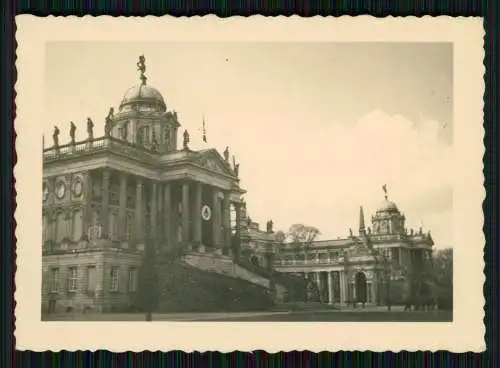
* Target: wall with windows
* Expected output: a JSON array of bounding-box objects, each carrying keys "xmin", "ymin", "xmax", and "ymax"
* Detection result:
[{"xmin": 42, "ymin": 249, "xmax": 141, "ymax": 314}]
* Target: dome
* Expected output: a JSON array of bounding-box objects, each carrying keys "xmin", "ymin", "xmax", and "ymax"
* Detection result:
[
  {"xmin": 376, "ymin": 198, "xmax": 399, "ymax": 213},
  {"xmin": 120, "ymin": 84, "xmax": 166, "ymax": 110}
]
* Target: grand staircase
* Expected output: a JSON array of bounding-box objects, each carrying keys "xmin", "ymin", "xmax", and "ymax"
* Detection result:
[{"xmin": 181, "ymin": 248, "xmax": 288, "ymax": 302}]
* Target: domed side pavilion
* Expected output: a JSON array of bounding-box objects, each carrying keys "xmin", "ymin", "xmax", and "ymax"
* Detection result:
[
  {"xmin": 42, "ymin": 56, "xmax": 246, "ymax": 313},
  {"xmin": 244, "ymin": 189, "xmax": 435, "ymax": 306}
]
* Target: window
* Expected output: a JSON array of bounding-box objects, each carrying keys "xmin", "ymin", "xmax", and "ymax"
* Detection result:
[
  {"xmin": 50, "ymin": 268, "xmax": 60, "ymax": 292},
  {"xmin": 118, "ymin": 128, "xmax": 124, "ymax": 139},
  {"xmin": 86, "ymin": 265, "xmax": 97, "ymax": 293},
  {"xmin": 142, "ymin": 127, "xmax": 150, "ymax": 144},
  {"xmin": 110, "ymin": 266, "xmax": 120, "ymax": 292},
  {"xmin": 67, "ymin": 267, "xmax": 78, "ymax": 292},
  {"xmin": 56, "ymin": 212, "xmax": 65, "ymax": 242},
  {"xmin": 125, "ymin": 214, "xmax": 133, "ymax": 241},
  {"xmin": 392, "ymin": 248, "xmax": 399, "ymax": 262},
  {"xmin": 128, "ymin": 268, "xmax": 138, "ymax": 292},
  {"xmin": 72, "ymin": 210, "xmax": 83, "ymax": 241}
]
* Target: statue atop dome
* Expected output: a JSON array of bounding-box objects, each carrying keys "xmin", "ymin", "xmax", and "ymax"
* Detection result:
[
  {"xmin": 137, "ymin": 55, "xmax": 147, "ymax": 85},
  {"xmin": 382, "ymin": 184, "xmax": 388, "ymax": 200}
]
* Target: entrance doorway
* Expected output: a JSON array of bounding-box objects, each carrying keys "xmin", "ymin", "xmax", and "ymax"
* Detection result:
[{"xmin": 355, "ymin": 272, "xmax": 368, "ymax": 303}]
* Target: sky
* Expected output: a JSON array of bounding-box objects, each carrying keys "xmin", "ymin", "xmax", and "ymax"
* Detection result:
[{"xmin": 44, "ymin": 42, "xmax": 453, "ymax": 249}]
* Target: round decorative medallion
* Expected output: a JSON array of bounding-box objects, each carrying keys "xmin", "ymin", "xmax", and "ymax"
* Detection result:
[
  {"xmin": 201, "ymin": 205, "xmax": 212, "ymax": 221},
  {"xmin": 55, "ymin": 180, "xmax": 66, "ymax": 200},
  {"xmin": 72, "ymin": 177, "xmax": 84, "ymax": 198}
]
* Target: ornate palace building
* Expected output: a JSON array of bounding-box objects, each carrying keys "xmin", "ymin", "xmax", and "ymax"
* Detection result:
[
  {"xmin": 42, "ymin": 56, "xmax": 434, "ymax": 313},
  {"xmin": 42, "ymin": 56, "xmax": 249, "ymax": 313}
]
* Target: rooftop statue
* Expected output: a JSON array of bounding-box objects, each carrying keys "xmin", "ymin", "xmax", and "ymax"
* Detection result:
[
  {"xmin": 104, "ymin": 107, "xmax": 114, "ymax": 137},
  {"xmin": 87, "ymin": 117, "xmax": 94, "ymax": 140},
  {"xmin": 183, "ymin": 129, "xmax": 190, "ymax": 150},
  {"xmin": 69, "ymin": 121, "xmax": 77, "ymax": 143},
  {"xmin": 232, "ymin": 155, "xmax": 240, "ymax": 176},
  {"xmin": 223, "ymin": 146, "xmax": 230, "ymax": 161},
  {"xmin": 52, "ymin": 126, "xmax": 60, "ymax": 148}
]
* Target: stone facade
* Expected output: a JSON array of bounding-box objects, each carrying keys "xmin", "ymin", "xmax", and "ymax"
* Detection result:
[{"xmin": 42, "ymin": 57, "xmax": 246, "ymax": 314}]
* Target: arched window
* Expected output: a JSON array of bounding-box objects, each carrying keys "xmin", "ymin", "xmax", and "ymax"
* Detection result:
[
  {"xmin": 72, "ymin": 210, "xmax": 83, "ymax": 241},
  {"xmin": 109, "ymin": 211, "xmax": 118, "ymax": 239}
]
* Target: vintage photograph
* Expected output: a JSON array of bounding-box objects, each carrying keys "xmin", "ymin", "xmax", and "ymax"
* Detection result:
[
  {"xmin": 41, "ymin": 41, "xmax": 453, "ymax": 322},
  {"xmin": 15, "ymin": 16, "xmax": 484, "ymax": 352}
]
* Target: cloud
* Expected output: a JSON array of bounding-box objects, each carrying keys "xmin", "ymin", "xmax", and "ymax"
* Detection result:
[{"xmin": 232, "ymin": 110, "xmax": 453, "ymax": 249}]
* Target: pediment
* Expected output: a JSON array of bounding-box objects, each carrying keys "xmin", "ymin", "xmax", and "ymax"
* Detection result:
[{"xmin": 192, "ymin": 150, "xmax": 235, "ymax": 177}]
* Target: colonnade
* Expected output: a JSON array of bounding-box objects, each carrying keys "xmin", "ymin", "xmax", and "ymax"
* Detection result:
[
  {"xmin": 302, "ymin": 270, "xmax": 378, "ymax": 305},
  {"xmin": 44, "ymin": 168, "xmax": 237, "ymax": 250}
]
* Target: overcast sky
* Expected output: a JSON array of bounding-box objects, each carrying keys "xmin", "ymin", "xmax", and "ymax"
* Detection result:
[{"xmin": 44, "ymin": 42, "xmax": 453, "ymax": 249}]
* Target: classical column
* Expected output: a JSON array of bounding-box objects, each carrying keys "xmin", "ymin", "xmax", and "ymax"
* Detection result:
[
  {"xmin": 222, "ymin": 191, "xmax": 231, "ymax": 248},
  {"xmin": 157, "ymin": 184, "xmax": 163, "ymax": 243},
  {"xmin": 193, "ymin": 182, "xmax": 202, "ymax": 244},
  {"xmin": 212, "ymin": 188, "xmax": 221, "ymax": 247},
  {"xmin": 182, "ymin": 182, "xmax": 190, "ymax": 245},
  {"xmin": 327, "ymin": 271, "xmax": 334, "ymax": 305},
  {"xmin": 100, "ymin": 170, "xmax": 110, "ymax": 238},
  {"xmin": 339, "ymin": 272, "xmax": 346, "ymax": 303},
  {"xmin": 135, "ymin": 178, "xmax": 143, "ymax": 244},
  {"xmin": 371, "ymin": 275, "xmax": 378, "ymax": 305},
  {"xmin": 118, "ymin": 173, "xmax": 127, "ymax": 241},
  {"xmin": 150, "ymin": 181, "xmax": 157, "ymax": 242},
  {"xmin": 163, "ymin": 183, "xmax": 172, "ymax": 247}
]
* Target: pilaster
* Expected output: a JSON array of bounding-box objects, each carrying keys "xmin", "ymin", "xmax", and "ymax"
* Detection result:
[
  {"xmin": 118, "ymin": 173, "xmax": 127, "ymax": 241},
  {"xmin": 135, "ymin": 178, "xmax": 143, "ymax": 244},
  {"xmin": 193, "ymin": 182, "xmax": 202, "ymax": 244},
  {"xmin": 212, "ymin": 188, "xmax": 221, "ymax": 247},
  {"xmin": 163, "ymin": 183, "xmax": 172, "ymax": 247},
  {"xmin": 150, "ymin": 181, "xmax": 157, "ymax": 242}
]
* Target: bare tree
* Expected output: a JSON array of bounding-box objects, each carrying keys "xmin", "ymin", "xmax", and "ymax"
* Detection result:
[
  {"xmin": 286, "ymin": 224, "xmax": 321, "ymax": 301},
  {"xmin": 286, "ymin": 223, "xmax": 321, "ymax": 255}
]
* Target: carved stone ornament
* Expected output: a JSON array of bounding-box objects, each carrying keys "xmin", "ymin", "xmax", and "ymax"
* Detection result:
[
  {"xmin": 197, "ymin": 157, "xmax": 224, "ymax": 174},
  {"xmin": 43, "ymin": 181, "xmax": 50, "ymax": 202},
  {"xmin": 201, "ymin": 205, "xmax": 212, "ymax": 221},
  {"xmin": 88, "ymin": 223, "xmax": 102, "ymax": 242},
  {"xmin": 72, "ymin": 176, "xmax": 84, "ymax": 198}
]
